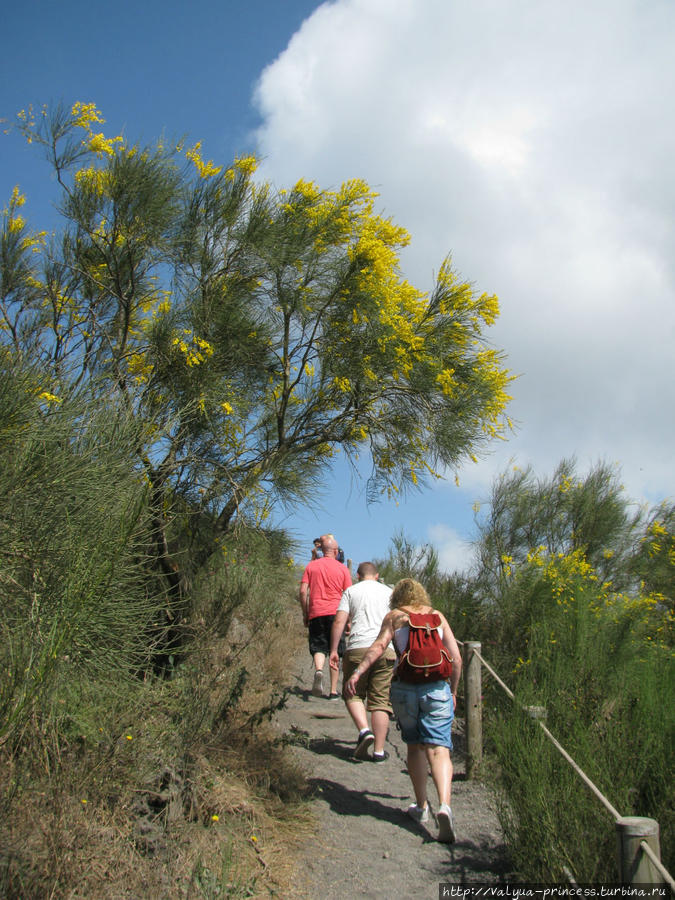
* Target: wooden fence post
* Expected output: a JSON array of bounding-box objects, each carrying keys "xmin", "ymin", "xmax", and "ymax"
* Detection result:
[
  {"xmin": 464, "ymin": 641, "xmax": 482, "ymax": 779},
  {"xmin": 616, "ymin": 816, "xmax": 663, "ymax": 886}
]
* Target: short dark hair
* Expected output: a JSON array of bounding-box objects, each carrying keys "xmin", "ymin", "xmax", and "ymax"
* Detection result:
[{"xmin": 356, "ymin": 561, "xmax": 378, "ymax": 578}]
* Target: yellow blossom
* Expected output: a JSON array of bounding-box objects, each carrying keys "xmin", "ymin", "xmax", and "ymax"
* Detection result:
[
  {"xmin": 186, "ymin": 141, "xmax": 222, "ymax": 179},
  {"xmin": 436, "ymin": 368, "xmax": 456, "ymax": 396},
  {"xmin": 71, "ymin": 102, "xmax": 105, "ymax": 128},
  {"xmin": 8, "ymin": 215, "xmax": 25, "ymax": 233},
  {"xmin": 10, "ymin": 185, "xmax": 26, "ymax": 208},
  {"xmin": 88, "ymin": 133, "xmax": 124, "ymax": 157},
  {"xmin": 332, "ymin": 376, "xmax": 351, "ymax": 392},
  {"xmin": 126, "ymin": 353, "xmax": 155, "ymax": 385},
  {"xmin": 233, "ymin": 155, "xmax": 258, "ymax": 176},
  {"xmin": 38, "ymin": 391, "xmax": 62, "ymax": 404},
  {"xmin": 172, "ymin": 330, "xmax": 214, "ymax": 366}
]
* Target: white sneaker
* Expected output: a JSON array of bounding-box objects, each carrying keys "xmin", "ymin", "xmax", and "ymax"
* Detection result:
[
  {"xmin": 406, "ymin": 802, "xmax": 430, "ymax": 825},
  {"xmin": 437, "ymin": 803, "xmax": 456, "ymax": 843},
  {"xmin": 311, "ymin": 670, "xmax": 324, "ymax": 697}
]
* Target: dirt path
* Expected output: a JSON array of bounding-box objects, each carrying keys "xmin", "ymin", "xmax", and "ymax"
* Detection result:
[{"xmin": 274, "ymin": 653, "xmax": 514, "ymax": 899}]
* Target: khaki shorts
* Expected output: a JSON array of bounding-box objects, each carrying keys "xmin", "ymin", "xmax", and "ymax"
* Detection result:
[{"xmin": 342, "ymin": 647, "xmax": 396, "ymax": 714}]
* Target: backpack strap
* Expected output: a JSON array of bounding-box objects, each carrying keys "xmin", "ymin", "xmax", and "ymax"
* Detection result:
[{"xmin": 407, "ymin": 611, "xmax": 442, "ymax": 630}]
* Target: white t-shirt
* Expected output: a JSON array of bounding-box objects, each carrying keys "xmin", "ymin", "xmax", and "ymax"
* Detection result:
[{"xmin": 338, "ymin": 579, "xmax": 394, "ymax": 650}]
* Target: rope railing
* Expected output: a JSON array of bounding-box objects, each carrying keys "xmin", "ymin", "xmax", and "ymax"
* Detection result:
[
  {"xmin": 640, "ymin": 840, "xmax": 675, "ymax": 891},
  {"xmin": 461, "ymin": 640, "xmax": 673, "ymax": 889},
  {"xmin": 471, "ymin": 645, "xmax": 622, "ymax": 820}
]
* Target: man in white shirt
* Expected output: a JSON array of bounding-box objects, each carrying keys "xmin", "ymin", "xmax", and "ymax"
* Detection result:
[{"xmin": 329, "ymin": 562, "xmax": 395, "ymax": 761}]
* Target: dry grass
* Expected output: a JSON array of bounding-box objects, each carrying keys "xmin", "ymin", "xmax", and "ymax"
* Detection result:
[{"xmin": 0, "ymin": 601, "xmax": 316, "ymax": 899}]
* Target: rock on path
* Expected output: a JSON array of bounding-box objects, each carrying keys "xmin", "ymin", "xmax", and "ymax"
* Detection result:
[{"xmin": 274, "ymin": 657, "xmax": 513, "ymax": 899}]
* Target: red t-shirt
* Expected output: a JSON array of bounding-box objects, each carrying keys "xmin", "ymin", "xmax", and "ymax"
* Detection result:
[{"xmin": 301, "ymin": 557, "xmax": 352, "ymax": 619}]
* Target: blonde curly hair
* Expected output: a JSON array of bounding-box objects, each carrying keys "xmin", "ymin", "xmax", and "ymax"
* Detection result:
[{"xmin": 390, "ymin": 577, "xmax": 431, "ymax": 610}]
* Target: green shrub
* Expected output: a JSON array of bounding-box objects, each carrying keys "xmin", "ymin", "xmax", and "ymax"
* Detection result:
[
  {"xmin": 488, "ymin": 552, "xmax": 674, "ymax": 880},
  {"xmin": 0, "ymin": 361, "xmax": 166, "ymax": 749}
]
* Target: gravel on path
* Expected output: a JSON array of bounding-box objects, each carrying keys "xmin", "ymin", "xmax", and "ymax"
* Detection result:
[{"xmin": 274, "ymin": 656, "xmax": 513, "ymax": 899}]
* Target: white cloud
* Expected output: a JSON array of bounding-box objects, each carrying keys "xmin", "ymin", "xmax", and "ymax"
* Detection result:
[
  {"xmin": 253, "ymin": 0, "xmax": 675, "ymax": 524},
  {"xmin": 427, "ymin": 523, "xmax": 474, "ymax": 574}
]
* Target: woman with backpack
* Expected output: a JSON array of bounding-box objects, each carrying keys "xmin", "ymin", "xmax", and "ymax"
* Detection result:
[{"xmin": 344, "ymin": 577, "xmax": 462, "ymax": 843}]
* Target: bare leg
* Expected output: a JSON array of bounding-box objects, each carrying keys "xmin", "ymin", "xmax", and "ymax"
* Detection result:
[
  {"xmin": 311, "ymin": 653, "xmax": 326, "ymax": 696},
  {"xmin": 345, "ymin": 698, "xmax": 369, "ymax": 733},
  {"xmin": 406, "ymin": 743, "xmax": 430, "ymax": 809},
  {"xmin": 424, "ymin": 744, "xmax": 452, "ymax": 807},
  {"xmin": 371, "ymin": 709, "xmax": 390, "ymax": 755},
  {"xmin": 329, "ymin": 660, "xmax": 340, "ymax": 695}
]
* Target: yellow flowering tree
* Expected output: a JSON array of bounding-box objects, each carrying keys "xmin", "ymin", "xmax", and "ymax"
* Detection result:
[
  {"xmin": 471, "ymin": 459, "xmax": 673, "ymax": 641},
  {"xmin": 474, "ymin": 459, "xmax": 641, "ymax": 588},
  {"xmin": 4, "ymin": 103, "xmax": 513, "ymax": 571},
  {"xmin": 630, "ymin": 502, "xmax": 675, "ymax": 615}
]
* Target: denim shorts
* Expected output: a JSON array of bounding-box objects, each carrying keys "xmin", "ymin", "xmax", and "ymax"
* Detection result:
[{"xmin": 390, "ymin": 679, "xmax": 454, "ymax": 748}]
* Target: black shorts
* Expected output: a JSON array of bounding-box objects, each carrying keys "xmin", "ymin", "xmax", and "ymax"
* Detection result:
[{"xmin": 308, "ymin": 615, "xmax": 345, "ymax": 657}]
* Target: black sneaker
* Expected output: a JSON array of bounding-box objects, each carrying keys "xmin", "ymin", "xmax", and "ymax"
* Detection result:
[
  {"xmin": 371, "ymin": 750, "xmax": 390, "ymax": 762},
  {"xmin": 353, "ymin": 729, "xmax": 375, "ymax": 760}
]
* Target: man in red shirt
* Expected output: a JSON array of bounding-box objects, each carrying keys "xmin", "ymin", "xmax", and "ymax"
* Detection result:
[{"xmin": 299, "ymin": 535, "xmax": 352, "ymax": 698}]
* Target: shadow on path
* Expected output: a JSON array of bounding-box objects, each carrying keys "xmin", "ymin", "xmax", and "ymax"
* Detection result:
[
  {"xmin": 309, "ymin": 776, "xmax": 421, "ymax": 833},
  {"xmin": 309, "ymin": 775, "xmax": 514, "ymax": 880},
  {"xmin": 274, "ymin": 648, "xmax": 514, "ymax": 898}
]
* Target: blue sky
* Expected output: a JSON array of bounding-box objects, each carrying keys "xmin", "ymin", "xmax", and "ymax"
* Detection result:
[
  {"xmin": 1, "ymin": 0, "xmax": 320, "ymax": 196},
  {"xmin": 3, "ymin": 0, "xmax": 674, "ymax": 571}
]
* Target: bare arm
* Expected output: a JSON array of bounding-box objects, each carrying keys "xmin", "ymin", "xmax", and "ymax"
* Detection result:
[
  {"xmin": 329, "ymin": 609, "xmax": 349, "ymax": 669},
  {"xmin": 437, "ymin": 610, "xmax": 462, "ymax": 699},
  {"xmin": 298, "ymin": 582, "xmax": 309, "ymax": 627}
]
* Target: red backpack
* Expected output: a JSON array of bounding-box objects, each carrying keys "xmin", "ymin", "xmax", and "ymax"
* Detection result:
[{"xmin": 396, "ymin": 612, "xmax": 453, "ymax": 683}]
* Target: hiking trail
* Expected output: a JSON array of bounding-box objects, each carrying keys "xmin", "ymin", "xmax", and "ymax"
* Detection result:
[{"xmin": 274, "ymin": 651, "xmax": 514, "ymax": 899}]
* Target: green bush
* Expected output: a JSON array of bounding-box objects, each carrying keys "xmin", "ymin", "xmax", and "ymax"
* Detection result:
[
  {"xmin": 377, "ymin": 460, "xmax": 674, "ymax": 882},
  {"xmin": 487, "ymin": 551, "xmax": 674, "ymax": 881},
  {"xmin": 0, "ymin": 361, "xmax": 169, "ymax": 749}
]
